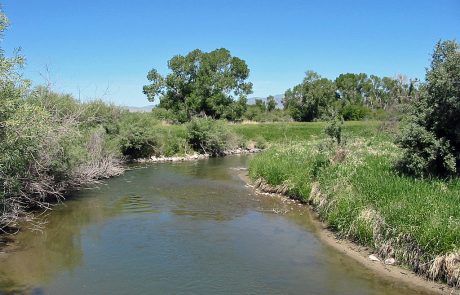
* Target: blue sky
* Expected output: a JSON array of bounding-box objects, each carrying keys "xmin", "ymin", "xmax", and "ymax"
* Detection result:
[{"xmin": 2, "ymin": 0, "xmax": 459, "ymax": 106}]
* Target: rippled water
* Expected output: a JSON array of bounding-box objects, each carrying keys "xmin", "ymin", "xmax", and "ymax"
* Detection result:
[{"xmin": 0, "ymin": 156, "xmax": 433, "ymax": 294}]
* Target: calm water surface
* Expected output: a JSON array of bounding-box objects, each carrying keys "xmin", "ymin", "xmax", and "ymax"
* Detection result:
[{"xmin": 0, "ymin": 156, "xmax": 432, "ymax": 294}]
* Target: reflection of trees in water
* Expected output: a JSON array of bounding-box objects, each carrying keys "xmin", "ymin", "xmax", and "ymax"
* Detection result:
[
  {"xmin": 0, "ymin": 155, "xmax": 288, "ymax": 293},
  {"xmin": 0, "ymin": 191, "xmax": 120, "ymax": 293}
]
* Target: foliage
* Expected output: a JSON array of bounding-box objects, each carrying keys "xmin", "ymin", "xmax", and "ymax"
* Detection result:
[
  {"xmin": 339, "ymin": 103, "xmax": 370, "ymax": 121},
  {"xmin": 335, "ymin": 73, "xmax": 417, "ymax": 109},
  {"xmin": 266, "ymin": 95, "xmax": 277, "ymax": 112},
  {"xmin": 117, "ymin": 113, "xmax": 161, "ymax": 158},
  {"xmin": 397, "ymin": 40, "xmax": 460, "ymax": 177},
  {"xmin": 324, "ymin": 114, "xmax": 344, "ymax": 145},
  {"xmin": 283, "ymin": 71, "xmax": 337, "ymax": 121},
  {"xmin": 335, "ymin": 73, "xmax": 370, "ymax": 103},
  {"xmin": 0, "ymin": 10, "xmax": 124, "ymax": 227},
  {"xmin": 244, "ymin": 105, "xmax": 291, "ymax": 122},
  {"xmin": 1, "ymin": 86, "xmax": 124, "ymax": 228},
  {"xmin": 281, "ymin": 69, "xmax": 418, "ymax": 122},
  {"xmin": 253, "ymin": 136, "xmax": 267, "ymax": 149},
  {"xmin": 254, "ymin": 98, "xmax": 266, "ymax": 112},
  {"xmin": 185, "ymin": 117, "xmax": 238, "ymax": 156},
  {"xmin": 151, "ymin": 107, "xmax": 178, "ymax": 124},
  {"xmin": 143, "ymin": 48, "xmax": 253, "ymax": 121}
]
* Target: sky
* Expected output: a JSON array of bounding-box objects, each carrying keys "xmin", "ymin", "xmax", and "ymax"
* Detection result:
[{"xmin": 1, "ymin": 0, "xmax": 459, "ymax": 107}]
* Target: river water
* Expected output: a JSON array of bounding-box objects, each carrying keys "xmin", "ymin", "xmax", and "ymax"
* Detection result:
[{"xmin": 0, "ymin": 156, "xmax": 433, "ymax": 294}]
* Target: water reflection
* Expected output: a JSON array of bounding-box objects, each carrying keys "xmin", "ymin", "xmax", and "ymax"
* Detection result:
[{"xmin": 0, "ymin": 156, "xmax": 434, "ymax": 295}]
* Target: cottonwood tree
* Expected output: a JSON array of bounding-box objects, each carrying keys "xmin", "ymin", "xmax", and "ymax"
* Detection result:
[
  {"xmin": 143, "ymin": 48, "xmax": 253, "ymax": 122},
  {"xmin": 283, "ymin": 71, "xmax": 336, "ymax": 121}
]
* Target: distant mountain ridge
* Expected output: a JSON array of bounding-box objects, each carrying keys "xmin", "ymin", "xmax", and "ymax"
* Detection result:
[
  {"xmin": 247, "ymin": 94, "xmax": 284, "ymax": 108},
  {"xmin": 124, "ymin": 95, "xmax": 284, "ymax": 112},
  {"xmin": 123, "ymin": 105, "xmax": 155, "ymax": 112}
]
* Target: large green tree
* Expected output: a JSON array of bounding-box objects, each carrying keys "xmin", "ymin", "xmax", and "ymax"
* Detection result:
[
  {"xmin": 283, "ymin": 71, "xmax": 336, "ymax": 121},
  {"xmin": 143, "ymin": 48, "xmax": 253, "ymax": 122},
  {"xmin": 398, "ymin": 40, "xmax": 460, "ymax": 177}
]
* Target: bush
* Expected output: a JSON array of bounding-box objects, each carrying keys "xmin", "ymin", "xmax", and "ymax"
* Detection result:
[
  {"xmin": 151, "ymin": 107, "xmax": 178, "ymax": 124},
  {"xmin": 186, "ymin": 117, "xmax": 234, "ymax": 156},
  {"xmin": 254, "ymin": 136, "xmax": 267, "ymax": 149},
  {"xmin": 117, "ymin": 113, "xmax": 161, "ymax": 159},
  {"xmin": 324, "ymin": 115, "xmax": 344, "ymax": 145},
  {"xmin": 340, "ymin": 103, "xmax": 370, "ymax": 121},
  {"xmin": 397, "ymin": 40, "xmax": 460, "ymax": 177}
]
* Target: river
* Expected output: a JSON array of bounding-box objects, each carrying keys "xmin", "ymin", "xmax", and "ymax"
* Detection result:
[{"xmin": 0, "ymin": 156, "xmax": 433, "ymax": 294}]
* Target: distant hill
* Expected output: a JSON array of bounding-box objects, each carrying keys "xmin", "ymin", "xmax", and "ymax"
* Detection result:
[
  {"xmin": 124, "ymin": 95, "xmax": 285, "ymax": 113},
  {"xmin": 247, "ymin": 94, "xmax": 284, "ymax": 108},
  {"xmin": 123, "ymin": 105, "xmax": 155, "ymax": 112}
]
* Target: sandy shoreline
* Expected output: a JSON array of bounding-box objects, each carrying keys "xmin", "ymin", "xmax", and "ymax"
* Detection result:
[{"xmin": 238, "ymin": 170, "xmax": 458, "ymax": 295}]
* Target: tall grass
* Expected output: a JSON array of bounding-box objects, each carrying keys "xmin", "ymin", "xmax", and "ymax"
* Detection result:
[{"xmin": 249, "ymin": 137, "xmax": 460, "ymax": 286}]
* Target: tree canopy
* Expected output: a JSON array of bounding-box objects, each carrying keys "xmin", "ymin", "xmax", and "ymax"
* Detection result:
[
  {"xmin": 143, "ymin": 48, "xmax": 253, "ymax": 122},
  {"xmin": 283, "ymin": 71, "xmax": 336, "ymax": 121},
  {"xmin": 282, "ymin": 69, "xmax": 418, "ymax": 122}
]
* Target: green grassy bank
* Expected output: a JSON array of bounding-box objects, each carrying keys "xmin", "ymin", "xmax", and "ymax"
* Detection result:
[
  {"xmin": 230, "ymin": 121, "xmax": 381, "ymax": 143},
  {"xmin": 249, "ymin": 134, "xmax": 460, "ymax": 287}
]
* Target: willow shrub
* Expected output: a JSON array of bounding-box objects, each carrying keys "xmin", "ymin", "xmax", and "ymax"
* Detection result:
[
  {"xmin": 397, "ymin": 40, "xmax": 460, "ymax": 177},
  {"xmin": 186, "ymin": 117, "xmax": 242, "ymax": 156}
]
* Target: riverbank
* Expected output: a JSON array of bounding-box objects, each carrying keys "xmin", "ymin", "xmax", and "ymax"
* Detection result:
[
  {"xmin": 238, "ymin": 171, "xmax": 457, "ymax": 295},
  {"xmin": 0, "ymin": 119, "xmax": 380, "ymax": 239},
  {"xmin": 134, "ymin": 147, "xmax": 262, "ymax": 163},
  {"xmin": 247, "ymin": 137, "xmax": 460, "ymax": 292}
]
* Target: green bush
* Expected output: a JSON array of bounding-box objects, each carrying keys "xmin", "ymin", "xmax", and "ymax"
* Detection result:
[
  {"xmin": 340, "ymin": 103, "xmax": 370, "ymax": 121},
  {"xmin": 397, "ymin": 40, "xmax": 460, "ymax": 177},
  {"xmin": 151, "ymin": 107, "xmax": 178, "ymax": 124},
  {"xmin": 253, "ymin": 136, "xmax": 267, "ymax": 149},
  {"xmin": 324, "ymin": 115, "xmax": 344, "ymax": 145},
  {"xmin": 186, "ymin": 117, "xmax": 234, "ymax": 156},
  {"xmin": 117, "ymin": 113, "xmax": 161, "ymax": 159}
]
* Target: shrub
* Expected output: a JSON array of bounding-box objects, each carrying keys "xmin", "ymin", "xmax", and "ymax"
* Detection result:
[
  {"xmin": 325, "ymin": 115, "xmax": 344, "ymax": 145},
  {"xmin": 340, "ymin": 103, "xmax": 370, "ymax": 121},
  {"xmin": 117, "ymin": 113, "xmax": 160, "ymax": 159},
  {"xmin": 151, "ymin": 107, "xmax": 178, "ymax": 124},
  {"xmin": 254, "ymin": 136, "xmax": 267, "ymax": 149},
  {"xmin": 397, "ymin": 40, "xmax": 460, "ymax": 177},
  {"xmin": 186, "ymin": 117, "xmax": 234, "ymax": 156}
]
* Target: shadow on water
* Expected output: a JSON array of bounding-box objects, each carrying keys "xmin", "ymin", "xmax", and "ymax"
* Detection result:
[{"xmin": 0, "ymin": 155, "xmax": 436, "ymax": 295}]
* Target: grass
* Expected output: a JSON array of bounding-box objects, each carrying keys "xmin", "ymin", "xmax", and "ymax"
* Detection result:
[
  {"xmin": 231, "ymin": 120, "xmax": 381, "ymax": 143},
  {"xmin": 249, "ymin": 135, "xmax": 460, "ymax": 286},
  {"xmin": 137, "ymin": 121, "xmax": 381, "ymax": 157}
]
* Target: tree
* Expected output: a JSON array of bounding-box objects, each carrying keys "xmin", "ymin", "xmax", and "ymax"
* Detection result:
[
  {"xmin": 335, "ymin": 73, "xmax": 369, "ymax": 104},
  {"xmin": 266, "ymin": 95, "xmax": 277, "ymax": 112},
  {"xmin": 397, "ymin": 40, "xmax": 460, "ymax": 177},
  {"xmin": 254, "ymin": 98, "xmax": 266, "ymax": 112},
  {"xmin": 143, "ymin": 48, "xmax": 253, "ymax": 122},
  {"xmin": 283, "ymin": 71, "xmax": 336, "ymax": 121}
]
